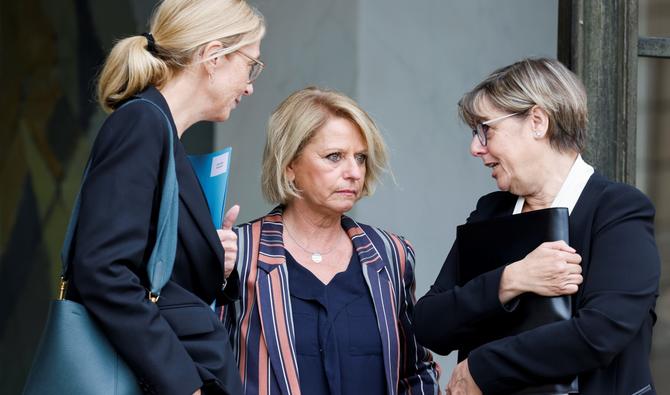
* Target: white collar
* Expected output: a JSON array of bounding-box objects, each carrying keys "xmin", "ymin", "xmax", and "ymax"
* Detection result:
[{"xmin": 513, "ymin": 154, "xmax": 594, "ymax": 215}]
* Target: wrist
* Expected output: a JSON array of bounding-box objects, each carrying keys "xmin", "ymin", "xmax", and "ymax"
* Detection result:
[{"xmin": 499, "ymin": 263, "xmax": 522, "ymax": 304}]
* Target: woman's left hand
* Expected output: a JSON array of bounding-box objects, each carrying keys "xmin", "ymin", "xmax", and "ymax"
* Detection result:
[
  {"xmin": 217, "ymin": 205, "xmax": 240, "ymax": 278},
  {"xmin": 447, "ymin": 359, "xmax": 482, "ymax": 395}
]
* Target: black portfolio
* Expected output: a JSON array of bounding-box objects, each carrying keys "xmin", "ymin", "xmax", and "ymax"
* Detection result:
[{"xmin": 456, "ymin": 207, "xmax": 578, "ymax": 394}]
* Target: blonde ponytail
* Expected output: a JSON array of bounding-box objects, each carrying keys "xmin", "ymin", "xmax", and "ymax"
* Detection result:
[{"xmin": 97, "ymin": 35, "xmax": 169, "ymax": 113}]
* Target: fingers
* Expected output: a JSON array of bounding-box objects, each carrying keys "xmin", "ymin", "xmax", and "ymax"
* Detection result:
[
  {"xmin": 533, "ymin": 244, "xmax": 582, "ymax": 268},
  {"xmin": 219, "ymin": 233, "xmax": 238, "ymax": 249},
  {"xmin": 565, "ymin": 253, "xmax": 582, "ymax": 265},
  {"xmin": 446, "ymin": 359, "xmax": 481, "ymax": 395},
  {"xmin": 217, "ymin": 229, "xmax": 238, "ymax": 246},
  {"xmin": 221, "ymin": 204, "xmax": 240, "ymax": 230},
  {"xmin": 560, "ymin": 283, "xmax": 579, "ymax": 294},
  {"xmin": 555, "ymin": 261, "xmax": 583, "ymax": 290},
  {"xmin": 217, "ymin": 228, "xmax": 236, "ymax": 240},
  {"xmin": 562, "ymin": 273, "xmax": 584, "ymax": 286},
  {"xmin": 541, "ymin": 240, "xmax": 576, "ymax": 253},
  {"xmin": 218, "ymin": 228, "xmax": 238, "ymax": 278},
  {"xmin": 566, "ymin": 261, "xmax": 582, "ymax": 274},
  {"xmin": 446, "ymin": 366, "xmax": 465, "ymax": 394},
  {"xmin": 558, "ymin": 249, "xmax": 582, "ymax": 264},
  {"xmin": 559, "ymin": 272, "xmax": 583, "ymax": 292},
  {"xmin": 521, "ymin": 242, "xmax": 584, "ymax": 296},
  {"xmin": 534, "ymin": 242, "xmax": 580, "ymax": 263}
]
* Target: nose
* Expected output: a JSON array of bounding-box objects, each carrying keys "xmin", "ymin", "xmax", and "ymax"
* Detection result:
[
  {"xmin": 470, "ymin": 134, "xmax": 488, "ymax": 157},
  {"xmin": 344, "ymin": 157, "xmax": 363, "ymax": 181},
  {"xmin": 244, "ymin": 82, "xmax": 254, "ymax": 96}
]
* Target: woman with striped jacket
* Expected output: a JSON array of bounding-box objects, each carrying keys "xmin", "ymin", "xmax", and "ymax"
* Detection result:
[{"xmin": 220, "ymin": 87, "xmax": 440, "ymax": 395}]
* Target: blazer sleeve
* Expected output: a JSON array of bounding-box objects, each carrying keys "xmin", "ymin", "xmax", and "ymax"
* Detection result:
[
  {"xmin": 467, "ymin": 184, "xmax": 661, "ymax": 393},
  {"xmin": 413, "ymin": 197, "xmax": 518, "ymax": 356},
  {"xmin": 71, "ymin": 102, "xmax": 203, "ymax": 395}
]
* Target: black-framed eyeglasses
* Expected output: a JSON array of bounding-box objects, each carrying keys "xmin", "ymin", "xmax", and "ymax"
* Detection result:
[
  {"xmin": 236, "ymin": 50, "xmax": 265, "ymax": 83},
  {"xmin": 472, "ymin": 112, "xmax": 519, "ymax": 146}
]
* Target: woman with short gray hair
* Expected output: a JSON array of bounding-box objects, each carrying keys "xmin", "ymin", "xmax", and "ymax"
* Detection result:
[{"xmin": 414, "ymin": 58, "xmax": 661, "ymax": 394}]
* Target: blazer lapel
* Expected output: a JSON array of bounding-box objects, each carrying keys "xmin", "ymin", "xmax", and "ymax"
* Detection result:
[
  {"xmin": 569, "ymin": 173, "xmax": 607, "ymax": 303},
  {"xmin": 342, "ymin": 216, "xmax": 400, "ymax": 395},
  {"xmin": 174, "ymin": 143, "xmax": 224, "ymax": 261},
  {"xmin": 254, "ymin": 207, "xmax": 301, "ymax": 395},
  {"xmin": 251, "ymin": 210, "xmax": 402, "ymax": 395}
]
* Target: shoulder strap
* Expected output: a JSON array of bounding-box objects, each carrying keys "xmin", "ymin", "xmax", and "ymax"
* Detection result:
[{"xmin": 60, "ymin": 98, "xmax": 179, "ymax": 300}]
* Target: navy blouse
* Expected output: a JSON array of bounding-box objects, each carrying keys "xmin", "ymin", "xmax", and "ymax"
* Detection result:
[{"xmin": 285, "ymin": 249, "xmax": 387, "ymax": 395}]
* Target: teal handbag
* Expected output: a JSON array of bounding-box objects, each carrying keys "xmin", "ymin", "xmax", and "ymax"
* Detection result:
[{"xmin": 23, "ymin": 98, "xmax": 179, "ymax": 395}]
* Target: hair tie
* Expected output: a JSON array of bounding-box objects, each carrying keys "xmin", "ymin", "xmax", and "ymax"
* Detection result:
[{"xmin": 142, "ymin": 32, "xmax": 158, "ymax": 55}]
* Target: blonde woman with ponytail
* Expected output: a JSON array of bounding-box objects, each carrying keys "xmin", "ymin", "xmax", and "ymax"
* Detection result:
[{"xmin": 66, "ymin": 1, "xmax": 264, "ymax": 394}]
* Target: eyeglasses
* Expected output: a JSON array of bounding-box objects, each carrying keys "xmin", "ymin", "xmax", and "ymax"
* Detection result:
[
  {"xmin": 472, "ymin": 112, "xmax": 519, "ymax": 146},
  {"xmin": 236, "ymin": 50, "xmax": 265, "ymax": 83}
]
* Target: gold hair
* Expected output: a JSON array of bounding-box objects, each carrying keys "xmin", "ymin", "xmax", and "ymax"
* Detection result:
[
  {"xmin": 97, "ymin": 0, "xmax": 265, "ymax": 112},
  {"xmin": 262, "ymin": 86, "xmax": 389, "ymax": 205}
]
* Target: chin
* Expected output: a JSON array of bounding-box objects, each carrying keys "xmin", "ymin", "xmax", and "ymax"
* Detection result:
[
  {"xmin": 208, "ymin": 107, "xmax": 232, "ymax": 123},
  {"xmin": 216, "ymin": 112, "xmax": 232, "ymax": 122},
  {"xmin": 329, "ymin": 202, "xmax": 355, "ymax": 214},
  {"xmin": 495, "ymin": 180, "xmax": 510, "ymax": 192}
]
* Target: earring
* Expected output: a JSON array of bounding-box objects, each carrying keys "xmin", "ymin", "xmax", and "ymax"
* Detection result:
[
  {"xmin": 208, "ymin": 72, "xmax": 214, "ymax": 86},
  {"xmin": 533, "ymin": 130, "xmax": 542, "ymax": 137}
]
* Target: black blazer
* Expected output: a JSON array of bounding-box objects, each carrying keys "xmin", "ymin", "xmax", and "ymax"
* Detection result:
[
  {"xmin": 414, "ymin": 173, "xmax": 660, "ymax": 395},
  {"xmin": 67, "ymin": 87, "xmax": 242, "ymax": 395}
]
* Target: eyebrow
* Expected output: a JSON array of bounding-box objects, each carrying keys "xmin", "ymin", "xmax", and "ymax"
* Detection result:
[{"xmin": 319, "ymin": 147, "xmax": 368, "ymax": 154}]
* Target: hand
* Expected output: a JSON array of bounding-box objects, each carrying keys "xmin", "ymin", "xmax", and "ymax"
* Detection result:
[
  {"xmin": 500, "ymin": 240, "xmax": 582, "ymax": 303},
  {"xmin": 447, "ymin": 359, "xmax": 482, "ymax": 395},
  {"xmin": 192, "ymin": 390, "xmax": 201, "ymax": 395},
  {"xmin": 217, "ymin": 205, "xmax": 240, "ymax": 279}
]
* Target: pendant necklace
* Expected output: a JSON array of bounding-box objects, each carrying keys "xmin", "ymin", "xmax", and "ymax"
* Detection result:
[{"xmin": 284, "ymin": 221, "xmax": 342, "ymax": 263}]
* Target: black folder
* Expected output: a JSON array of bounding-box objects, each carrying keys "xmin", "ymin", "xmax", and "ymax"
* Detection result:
[{"xmin": 456, "ymin": 207, "xmax": 578, "ymax": 394}]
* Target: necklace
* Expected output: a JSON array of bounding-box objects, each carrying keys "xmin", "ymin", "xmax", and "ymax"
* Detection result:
[{"xmin": 284, "ymin": 221, "xmax": 342, "ymax": 263}]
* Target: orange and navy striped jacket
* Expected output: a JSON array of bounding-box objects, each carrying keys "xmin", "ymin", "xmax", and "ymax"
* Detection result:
[{"xmin": 220, "ymin": 206, "xmax": 440, "ymax": 395}]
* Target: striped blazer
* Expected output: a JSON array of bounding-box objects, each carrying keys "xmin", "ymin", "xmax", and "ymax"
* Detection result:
[{"xmin": 220, "ymin": 206, "xmax": 440, "ymax": 395}]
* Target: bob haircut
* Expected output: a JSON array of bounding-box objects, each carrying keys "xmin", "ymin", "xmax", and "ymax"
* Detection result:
[
  {"xmin": 262, "ymin": 86, "xmax": 389, "ymax": 205},
  {"xmin": 459, "ymin": 57, "xmax": 588, "ymax": 153}
]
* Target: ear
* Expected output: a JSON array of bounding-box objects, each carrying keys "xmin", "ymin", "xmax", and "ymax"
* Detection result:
[
  {"xmin": 199, "ymin": 40, "xmax": 225, "ymax": 71},
  {"xmin": 285, "ymin": 162, "xmax": 296, "ymax": 183},
  {"xmin": 529, "ymin": 105, "xmax": 550, "ymax": 138}
]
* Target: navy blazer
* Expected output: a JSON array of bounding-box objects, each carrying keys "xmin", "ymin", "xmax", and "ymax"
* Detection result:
[
  {"xmin": 414, "ymin": 173, "xmax": 660, "ymax": 395},
  {"xmin": 67, "ymin": 87, "xmax": 242, "ymax": 395}
]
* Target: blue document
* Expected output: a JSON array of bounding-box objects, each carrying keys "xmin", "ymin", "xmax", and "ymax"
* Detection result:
[{"xmin": 188, "ymin": 147, "xmax": 232, "ymax": 229}]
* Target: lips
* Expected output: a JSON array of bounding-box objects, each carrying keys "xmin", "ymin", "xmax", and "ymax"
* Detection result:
[
  {"xmin": 336, "ymin": 189, "xmax": 357, "ymax": 196},
  {"xmin": 485, "ymin": 162, "xmax": 499, "ymax": 178}
]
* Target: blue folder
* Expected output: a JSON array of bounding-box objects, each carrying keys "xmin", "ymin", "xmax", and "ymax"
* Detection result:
[{"xmin": 188, "ymin": 147, "xmax": 232, "ymax": 229}]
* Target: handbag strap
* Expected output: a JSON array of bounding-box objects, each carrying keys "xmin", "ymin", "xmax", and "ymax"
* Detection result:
[{"xmin": 60, "ymin": 98, "xmax": 179, "ymax": 301}]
